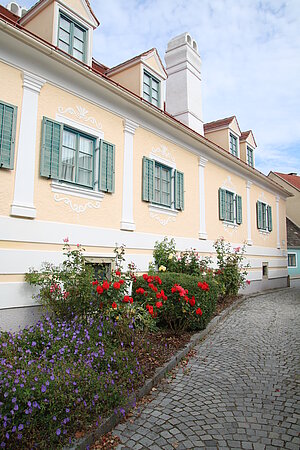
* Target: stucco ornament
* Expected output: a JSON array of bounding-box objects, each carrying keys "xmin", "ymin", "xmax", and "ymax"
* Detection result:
[
  {"xmin": 150, "ymin": 212, "xmax": 176, "ymax": 226},
  {"xmin": 54, "ymin": 194, "xmax": 101, "ymax": 213},
  {"xmin": 151, "ymin": 145, "xmax": 175, "ymax": 163},
  {"xmin": 222, "ymin": 175, "xmax": 236, "ymax": 191},
  {"xmin": 57, "ymin": 105, "xmax": 102, "ymax": 130}
]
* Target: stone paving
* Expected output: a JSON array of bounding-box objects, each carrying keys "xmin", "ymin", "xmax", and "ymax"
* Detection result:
[{"xmin": 113, "ymin": 288, "xmax": 300, "ymax": 449}]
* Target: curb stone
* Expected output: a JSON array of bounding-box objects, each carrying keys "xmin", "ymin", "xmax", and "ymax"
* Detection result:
[{"xmin": 65, "ymin": 286, "xmax": 291, "ymax": 449}]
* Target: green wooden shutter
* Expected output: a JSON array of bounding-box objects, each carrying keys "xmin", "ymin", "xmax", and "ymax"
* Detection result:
[
  {"xmin": 236, "ymin": 195, "xmax": 242, "ymax": 225},
  {"xmin": 0, "ymin": 101, "xmax": 17, "ymax": 169},
  {"xmin": 40, "ymin": 117, "xmax": 62, "ymax": 178},
  {"xmin": 267, "ymin": 205, "xmax": 272, "ymax": 231},
  {"xmin": 175, "ymin": 170, "xmax": 184, "ymax": 210},
  {"xmin": 142, "ymin": 156, "xmax": 155, "ymax": 202},
  {"xmin": 257, "ymin": 201, "xmax": 262, "ymax": 229},
  {"xmin": 99, "ymin": 140, "xmax": 115, "ymax": 193},
  {"xmin": 219, "ymin": 188, "xmax": 226, "ymax": 220}
]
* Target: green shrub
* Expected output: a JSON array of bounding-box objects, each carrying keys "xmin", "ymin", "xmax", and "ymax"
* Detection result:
[
  {"xmin": 153, "ymin": 237, "xmax": 212, "ymax": 275},
  {"xmin": 25, "ymin": 241, "xmax": 96, "ymax": 320},
  {"xmin": 132, "ymin": 272, "xmax": 219, "ymax": 333},
  {"xmin": 0, "ymin": 315, "xmax": 140, "ymax": 449},
  {"xmin": 214, "ymin": 238, "xmax": 250, "ymax": 297}
]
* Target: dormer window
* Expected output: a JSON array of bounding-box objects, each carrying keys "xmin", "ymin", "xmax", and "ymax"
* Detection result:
[
  {"xmin": 143, "ymin": 70, "xmax": 160, "ymax": 107},
  {"xmin": 230, "ymin": 133, "xmax": 238, "ymax": 157},
  {"xmin": 247, "ymin": 146, "xmax": 254, "ymax": 167},
  {"xmin": 58, "ymin": 13, "xmax": 87, "ymax": 62}
]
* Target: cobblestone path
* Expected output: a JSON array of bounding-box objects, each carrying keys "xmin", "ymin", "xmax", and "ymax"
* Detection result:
[{"xmin": 114, "ymin": 288, "xmax": 300, "ymax": 449}]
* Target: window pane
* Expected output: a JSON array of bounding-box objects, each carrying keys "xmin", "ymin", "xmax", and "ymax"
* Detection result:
[
  {"xmin": 58, "ymin": 41, "xmax": 70, "ymax": 53},
  {"xmin": 61, "ymin": 130, "xmax": 76, "ymax": 182},
  {"xmin": 73, "ymin": 49, "xmax": 84, "ymax": 61},
  {"xmin": 74, "ymin": 25, "xmax": 84, "ymax": 41},
  {"xmin": 60, "ymin": 17, "xmax": 71, "ymax": 32},
  {"xmin": 74, "ymin": 37, "xmax": 84, "ymax": 52}
]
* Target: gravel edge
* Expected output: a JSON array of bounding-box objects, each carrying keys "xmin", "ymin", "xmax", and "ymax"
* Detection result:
[{"xmin": 66, "ymin": 287, "xmax": 291, "ymax": 450}]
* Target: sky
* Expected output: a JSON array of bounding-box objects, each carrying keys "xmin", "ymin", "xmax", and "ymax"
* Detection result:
[{"xmin": 2, "ymin": 0, "xmax": 300, "ymax": 176}]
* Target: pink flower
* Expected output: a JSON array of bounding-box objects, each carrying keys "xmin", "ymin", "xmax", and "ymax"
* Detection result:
[
  {"xmin": 234, "ymin": 246, "xmax": 241, "ymax": 253},
  {"xmin": 63, "ymin": 237, "xmax": 69, "ymax": 243},
  {"xmin": 246, "ymin": 280, "xmax": 251, "ymax": 285}
]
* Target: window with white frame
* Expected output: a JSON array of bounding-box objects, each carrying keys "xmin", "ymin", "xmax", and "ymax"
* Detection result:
[
  {"xmin": 40, "ymin": 117, "xmax": 115, "ymax": 193},
  {"xmin": 247, "ymin": 146, "xmax": 254, "ymax": 167},
  {"xmin": 142, "ymin": 156, "xmax": 184, "ymax": 210},
  {"xmin": 256, "ymin": 201, "xmax": 272, "ymax": 231},
  {"xmin": 288, "ymin": 253, "xmax": 297, "ymax": 267},
  {"xmin": 229, "ymin": 133, "xmax": 238, "ymax": 157},
  {"xmin": 218, "ymin": 188, "xmax": 242, "ymax": 224},
  {"xmin": 58, "ymin": 13, "xmax": 87, "ymax": 62},
  {"xmin": 143, "ymin": 71, "xmax": 160, "ymax": 107}
]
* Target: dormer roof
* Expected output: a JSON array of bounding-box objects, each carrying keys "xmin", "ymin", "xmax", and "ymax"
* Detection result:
[
  {"xmin": 204, "ymin": 116, "xmax": 241, "ymax": 135},
  {"xmin": 240, "ymin": 130, "xmax": 257, "ymax": 148},
  {"xmin": 20, "ymin": 0, "xmax": 99, "ymax": 28},
  {"xmin": 107, "ymin": 48, "xmax": 167, "ymax": 79}
]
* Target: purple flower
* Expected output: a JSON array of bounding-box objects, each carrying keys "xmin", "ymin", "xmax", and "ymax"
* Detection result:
[
  {"xmin": 18, "ymin": 424, "xmax": 23, "ymax": 431},
  {"xmin": 56, "ymin": 428, "xmax": 61, "ymax": 436},
  {"xmin": 32, "ymin": 341, "xmax": 36, "ymax": 347},
  {"xmin": 12, "ymin": 397, "xmax": 17, "ymax": 403},
  {"xmin": 41, "ymin": 385, "xmax": 46, "ymax": 393}
]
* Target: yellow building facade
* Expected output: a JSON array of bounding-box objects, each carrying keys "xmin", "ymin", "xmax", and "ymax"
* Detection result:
[{"xmin": 0, "ymin": 0, "xmax": 291, "ymax": 329}]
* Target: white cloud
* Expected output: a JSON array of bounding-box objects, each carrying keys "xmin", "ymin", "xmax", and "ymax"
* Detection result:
[{"xmin": 3, "ymin": 0, "xmax": 300, "ymax": 174}]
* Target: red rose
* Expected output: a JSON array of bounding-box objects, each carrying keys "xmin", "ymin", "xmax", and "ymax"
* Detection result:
[
  {"xmin": 147, "ymin": 276, "xmax": 154, "ymax": 283},
  {"xmin": 123, "ymin": 296, "xmax": 130, "ymax": 303},
  {"xmin": 115, "ymin": 270, "xmax": 121, "ymax": 276},
  {"xmin": 162, "ymin": 294, "xmax": 168, "ymax": 301},
  {"xmin": 113, "ymin": 282, "xmax": 121, "ymax": 290},
  {"xmin": 112, "ymin": 302, "xmax": 117, "ymax": 309},
  {"xmin": 156, "ymin": 293, "xmax": 161, "ymax": 299},
  {"xmin": 129, "ymin": 297, "xmax": 133, "ymax": 304},
  {"xmin": 196, "ymin": 308, "xmax": 203, "ymax": 316},
  {"xmin": 155, "ymin": 276, "xmax": 162, "ymax": 285},
  {"xmin": 136, "ymin": 287, "xmax": 145, "ymax": 294},
  {"xmin": 156, "ymin": 301, "xmax": 163, "ymax": 308},
  {"xmin": 92, "ymin": 280, "xmax": 98, "ymax": 286},
  {"xmin": 119, "ymin": 279, "xmax": 125, "ymax": 285},
  {"xmin": 189, "ymin": 297, "xmax": 196, "ymax": 307},
  {"xmin": 197, "ymin": 282, "xmax": 203, "ymax": 289},
  {"xmin": 96, "ymin": 285, "xmax": 103, "ymax": 294},
  {"xmin": 102, "ymin": 281, "xmax": 110, "ymax": 290},
  {"xmin": 143, "ymin": 274, "xmax": 148, "ymax": 281}
]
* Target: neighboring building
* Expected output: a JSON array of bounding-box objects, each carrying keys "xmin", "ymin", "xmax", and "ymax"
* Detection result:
[
  {"xmin": 268, "ymin": 172, "xmax": 300, "ymax": 286},
  {"xmin": 0, "ymin": 0, "xmax": 291, "ymax": 330}
]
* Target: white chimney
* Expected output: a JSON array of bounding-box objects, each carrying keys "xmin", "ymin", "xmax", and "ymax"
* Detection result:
[
  {"xmin": 165, "ymin": 32, "xmax": 204, "ymax": 136},
  {"xmin": 6, "ymin": 2, "xmax": 28, "ymax": 17}
]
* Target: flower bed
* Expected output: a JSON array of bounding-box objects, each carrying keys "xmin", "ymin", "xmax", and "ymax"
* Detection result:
[{"xmin": 0, "ymin": 315, "xmax": 140, "ymax": 449}]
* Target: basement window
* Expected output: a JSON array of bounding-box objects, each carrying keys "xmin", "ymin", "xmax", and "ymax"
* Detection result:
[
  {"xmin": 262, "ymin": 262, "xmax": 268, "ymax": 279},
  {"xmin": 85, "ymin": 257, "xmax": 115, "ymax": 281}
]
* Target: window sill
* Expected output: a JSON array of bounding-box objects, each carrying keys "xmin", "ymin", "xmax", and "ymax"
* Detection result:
[
  {"xmin": 149, "ymin": 204, "xmax": 178, "ymax": 217},
  {"xmin": 51, "ymin": 180, "xmax": 104, "ymax": 201},
  {"xmin": 222, "ymin": 221, "xmax": 239, "ymax": 229},
  {"xmin": 258, "ymin": 229, "xmax": 270, "ymax": 235}
]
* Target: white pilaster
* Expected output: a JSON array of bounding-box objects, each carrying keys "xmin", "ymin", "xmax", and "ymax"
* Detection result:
[
  {"xmin": 246, "ymin": 180, "xmax": 253, "ymax": 245},
  {"xmin": 120, "ymin": 119, "xmax": 139, "ymax": 231},
  {"xmin": 198, "ymin": 156, "xmax": 207, "ymax": 240},
  {"xmin": 276, "ymin": 195, "xmax": 280, "ymax": 249},
  {"xmin": 11, "ymin": 71, "xmax": 45, "ymax": 219}
]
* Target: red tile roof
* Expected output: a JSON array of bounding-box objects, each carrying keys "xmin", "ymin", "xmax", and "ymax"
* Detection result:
[
  {"xmin": 204, "ymin": 116, "xmax": 236, "ymax": 133},
  {"xmin": 240, "ymin": 130, "xmax": 257, "ymax": 148},
  {"xmin": 274, "ymin": 172, "xmax": 300, "ymax": 191},
  {"xmin": 107, "ymin": 48, "xmax": 167, "ymax": 77},
  {"xmin": 0, "ymin": 5, "xmax": 19, "ymax": 22}
]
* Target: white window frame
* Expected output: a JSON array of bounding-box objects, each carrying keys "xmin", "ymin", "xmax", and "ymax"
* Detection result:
[
  {"xmin": 53, "ymin": 3, "xmax": 93, "ymax": 66},
  {"xmin": 140, "ymin": 65, "xmax": 164, "ymax": 109},
  {"xmin": 220, "ymin": 186, "xmax": 240, "ymax": 228},
  {"xmin": 247, "ymin": 145, "xmax": 255, "ymax": 167},
  {"xmin": 148, "ymin": 152, "xmax": 178, "ymax": 217},
  {"xmin": 52, "ymin": 113, "xmax": 105, "ymax": 200},
  {"xmin": 288, "ymin": 252, "xmax": 297, "ymax": 268},
  {"xmin": 229, "ymin": 131, "xmax": 240, "ymax": 158}
]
